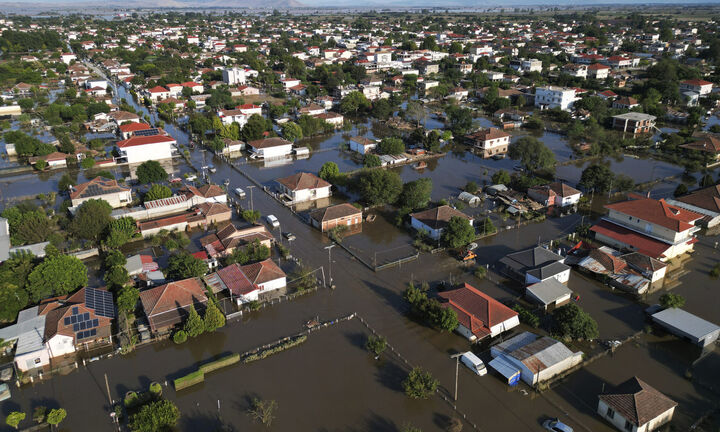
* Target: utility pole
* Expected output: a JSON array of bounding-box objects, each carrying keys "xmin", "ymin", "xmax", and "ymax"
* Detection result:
[
  {"xmin": 450, "ymin": 353, "xmax": 463, "ymax": 402},
  {"xmin": 324, "ymin": 244, "xmax": 335, "ymax": 288},
  {"xmin": 247, "ymin": 185, "xmax": 256, "ymax": 212},
  {"xmin": 104, "ymin": 373, "xmax": 112, "ymax": 405}
]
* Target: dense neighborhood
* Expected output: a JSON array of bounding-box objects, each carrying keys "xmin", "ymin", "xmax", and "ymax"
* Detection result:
[{"xmin": 0, "ymin": 4, "xmax": 718, "ymax": 432}]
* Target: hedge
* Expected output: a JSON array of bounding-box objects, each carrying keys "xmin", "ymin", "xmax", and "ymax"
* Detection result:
[
  {"xmin": 173, "ymin": 354, "xmax": 241, "ymax": 391},
  {"xmin": 173, "ymin": 370, "xmax": 204, "ymax": 391},
  {"xmin": 199, "ymin": 353, "xmax": 240, "ymax": 374},
  {"xmin": 242, "ymin": 335, "xmax": 307, "ymax": 364}
]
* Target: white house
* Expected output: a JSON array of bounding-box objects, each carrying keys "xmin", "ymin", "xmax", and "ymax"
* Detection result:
[
  {"xmin": 534, "ymin": 86, "xmax": 577, "ymax": 111},
  {"xmin": 280, "ymin": 78, "xmax": 302, "ymax": 90},
  {"xmin": 410, "ymin": 205, "xmax": 473, "ymax": 240},
  {"xmin": 70, "ymin": 177, "xmax": 132, "ymax": 209},
  {"xmin": 587, "ymin": 63, "xmax": 611, "ymax": 79},
  {"xmin": 349, "ymin": 136, "xmax": 377, "ymax": 154},
  {"xmin": 527, "ymin": 182, "xmax": 582, "ymax": 208},
  {"xmin": 465, "ymin": 127, "xmax": 510, "ymax": 158},
  {"xmin": 247, "ymin": 137, "xmax": 294, "ymax": 159},
  {"xmin": 217, "ymin": 109, "xmax": 248, "ymax": 127},
  {"xmin": 61, "ymin": 53, "xmax": 76, "ymax": 64},
  {"xmin": 116, "ymin": 135, "xmax": 176, "ymax": 164},
  {"xmin": 222, "ymin": 68, "xmax": 246, "ymax": 86},
  {"xmin": 205, "ymin": 259, "xmax": 286, "ymax": 304},
  {"xmin": 500, "ymin": 246, "xmax": 570, "ymax": 285},
  {"xmin": 680, "ymin": 79, "xmax": 713, "ymax": 96},
  {"xmin": 276, "ymin": 172, "xmax": 331, "ymax": 204},
  {"xmin": 598, "ymin": 377, "xmax": 677, "ymax": 432}
]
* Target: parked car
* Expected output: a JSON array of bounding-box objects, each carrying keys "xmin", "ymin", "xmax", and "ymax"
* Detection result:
[
  {"xmin": 266, "ymin": 214, "xmax": 280, "ymax": 228},
  {"xmin": 283, "ymin": 232, "xmax": 296, "ymax": 241},
  {"xmin": 0, "ymin": 383, "xmax": 10, "ymax": 401},
  {"xmin": 186, "ymin": 174, "xmax": 198, "ymax": 182},
  {"xmin": 208, "ymin": 164, "xmax": 217, "ymax": 173},
  {"xmin": 542, "ymin": 418, "xmax": 573, "ymax": 432},
  {"xmin": 460, "ymin": 351, "xmax": 487, "ymax": 376},
  {"xmin": 234, "ymin": 188, "xmax": 246, "ymax": 198}
]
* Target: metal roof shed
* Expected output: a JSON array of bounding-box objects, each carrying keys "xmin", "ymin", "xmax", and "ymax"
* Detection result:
[
  {"xmin": 488, "ymin": 355, "xmax": 521, "ymax": 386},
  {"xmin": 652, "ymin": 308, "xmax": 720, "ymax": 348}
]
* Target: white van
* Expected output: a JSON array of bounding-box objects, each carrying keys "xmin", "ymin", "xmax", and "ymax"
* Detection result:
[
  {"xmin": 460, "ymin": 351, "xmax": 487, "ymax": 376},
  {"xmin": 266, "ymin": 214, "xmax": 280, "ymax": 228}
]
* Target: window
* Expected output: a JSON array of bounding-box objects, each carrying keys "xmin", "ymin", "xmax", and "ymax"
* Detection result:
[
  {"xmin": 34, "ymin": 358, "xmax": 41, "ymax": 364},
  {"xmin": 624, "ymin": 420, "xmax": 633, "ymax": 431},
  {"xmin": 606, "ymin": 407, "xmax": 615, "ymax": 419}
]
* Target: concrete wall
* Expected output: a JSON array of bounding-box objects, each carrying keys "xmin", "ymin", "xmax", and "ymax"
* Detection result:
[
  {"xmin": 71, "ymin": 190, "xmax": 132, "ymax": 209},
  {"xmin": 410, "ymin": 218, "xmax": 442, "ymax": 240},
  {"xmin": 124, "ymin": 142, "xmax": 174, "ymax": 164}
]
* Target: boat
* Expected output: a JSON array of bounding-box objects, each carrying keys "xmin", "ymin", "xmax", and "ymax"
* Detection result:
[{"xmin": 413, "ymin": 161, "xmax": 427, "ymax": 170}]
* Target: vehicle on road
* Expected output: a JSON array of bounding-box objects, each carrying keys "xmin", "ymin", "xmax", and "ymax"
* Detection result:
[
  {"xmin": 208, "ymin": 164, "xmax": 217, "ymax": 173},
  {"xmin": 0, "ymin": 383, "xmax": 10, "ymax": 401},
  {"xmin": 283, "ymin": 232, "xmax": 296, "ymax": 241},
  {"xmin": 460, "ymin": 351, "xmax": 487, "ymax": 376},
  {"xmin": 542, "ymin": 418, "xmax": 573, "ymax": 432},
  {"xmin": 266, "ymin": 214, "xmax": 280, "ymax": 228},
  {"xmin": 234, "ymin": 187, "xmax": 246, "ymax": 198},
  {"xmin": 186, "ymin": 174, "xmax": 197, "ymax": 181},
  {"xmin": 467, "ymin": 242, "xmax": 478, "ymax": 251}
]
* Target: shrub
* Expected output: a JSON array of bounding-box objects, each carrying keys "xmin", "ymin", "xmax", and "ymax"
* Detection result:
[
  {"xmin": 512, "ymin": 304, "xmax": 540, "ymax": 328},
  {"xmin": 149, "ymin": 382, "xmax": 162, "ymax": 397},
  {"xmin": 402, "ymin": 367, "xmax": 438, "ymax": 399},
  {"xmin": 242, "ymin": 335, "xmax": 307, "ymax": 363},
  {"xmin": 365, "ymin": 335, "xmax": 387, "ymax": 356},
  {"xmin": 172, "ymin": 330, "xmax": 187, "ymax": 344},
  {"xmin": 124, "ymin": 391, "xmax": 139, "ymax": 407}
]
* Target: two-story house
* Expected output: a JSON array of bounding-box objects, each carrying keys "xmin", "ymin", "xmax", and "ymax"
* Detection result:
[
  {"xmin": 527, "ymin": 182, "xmax": 582, "ymax": 208},
  {"xmin": 276, "ymin": 172, "xmax": 332, "ymax": 204},
  {"xmin": 465, "ymin": 127, "xmax": 511, "ymax": 158},
  {"xmin": 612, "ymin": 113, "xmax": 656, "ymax": 134}
]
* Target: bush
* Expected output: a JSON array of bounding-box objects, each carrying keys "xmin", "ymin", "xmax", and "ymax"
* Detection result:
[
  {"xmin": 403, "ymin": 367, "xmax": 438, "ymax": 399},
  {"xmin": 172, "ymin": 330, "xmax": 187, "ymax": 344},
  {"xmin": 124, "ymin": 391, "xmax": 139, "ymax": 407},
  {"xmin": 512, "ymin": 304, "xmax": 540, "ymax": 328},
  {"xmin": 173, "ymin": 370, "xmax": 204, "ymax": 391},
  {"xmin": 242, "ymin": 335, "xmax": 307, "ymax": 363},
  {"xmin": 366, "ymin": 335, "xmax": 387, "ymax": 356},
  {"xmin": 659, "ymin": 293, "xmax": 685, "ymax": 309},
  {"xmin": 474, "ymin": 266, "xmax": 487, "ymax": 279},
  {"xmin": 711, "ymin": 263, "xmax": 720, "ymax": 279},
  {"xmin": 136, "ymin": 160, "xmax": 168, "ymax": 184},
  {"xmin": 149, "ymin": 382, "xmax": 162, "ymax": 397}
]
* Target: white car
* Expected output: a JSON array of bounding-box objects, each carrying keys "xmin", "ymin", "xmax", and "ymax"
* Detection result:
[
  {"xmin": 266, "ymin": 214, "xmax": 280, "ymax": 228},
  {"xmin": 234, "ymin": 188, "xmax": 246, "ymax": 198}
]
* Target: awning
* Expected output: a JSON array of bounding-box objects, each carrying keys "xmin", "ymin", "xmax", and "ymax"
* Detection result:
[{"xmin": 489, "ymin": 356, "xmax": 521, "ymax": 386}]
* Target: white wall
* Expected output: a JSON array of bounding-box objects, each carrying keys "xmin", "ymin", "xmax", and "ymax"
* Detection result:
[
  {"xmin": 254, "ymin": 144, "xmax": 293, "ymax": 159},
  {"xmin": 410, "ymin": 218, "xmax": 442, "ymax": 240},
  {"xmin": 258, "ymin": 276, "xmax": 286, "ymax": 293},
  {"xmin": 124, "ymin": 142, "xmax": 174, "ymax": 164}
]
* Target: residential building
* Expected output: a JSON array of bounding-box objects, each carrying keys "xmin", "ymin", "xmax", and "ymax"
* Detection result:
[
  {"xmin": 534, "ymin": 86, "xmax": 577, "ymax": 111},
  {"xmin": 69, "ymin": 177, "xmax": 132, "ymax": 208},
  {"xmin": 410, "ymin": 205, "xmax": 473, "ymax": 240},
  {"xmin": 309, "ymin": 203, "xmax": 362, "ymax": 232},
  {"xmin": 349, "ymin": 136, "xmax": 377, "ymax": 154},
  {"xmin": 204, "ymin": 258, "xmax": 286, "ymax": 304},
  {"xmin": 525, "ymin": 278, "xmax": 572, "ymax": 311},
  {"xmin": 598, "ymin": 377, "xmax": 677, "ymax": 432},
  {"xmin": 651, "ymin": 308, "xmax": 720, "ymax": 348},
  {"xmin": 222, "ymin": 67, "xmax": 246, "ymax": 86},
  {"xmin": 590, "ymin": 197, "xmax": 703, "ymax": 260},
  {"xmin": 276, "ymin": 172, "xmax": 332, "ymax": 204},
  {"xmin": 247, "ymin": 137, "xmax": 294, "ymax": 159},
  {"xmin": 118, "ymin": 122, "xmax": 152, "ymax": 140},
  {"xmin": 437, "ymin": 283, "xmax": 520, "ymax": 342},
  {"xmin": 499, "ymin": 246, "xmax": 570, "ymax": 285},
  {"xmin": 612, "ymin": 113, "xmax": 657, "ymax": 134},
  {"xmin": 489, "ymin": 332, "xmax": 583, "ymax": 386},
  {"xmin": 527, "ymin": 182, "xmax": 582, "ymax": 208},
  {"xmin": 139, "ymin": 278, "xmax": 208, "ymax": 334},
  {"xmin": 116, "ymin": 135, "xmax": 176, "ymax": 164},
  {"xmin": 464, "ymin": 127, "xmax": 510, "ymax": 158},
  {"xmin": 200, "ymin": 223, "xmax": 274, "ymax": 258},
  {"xmin": 217, "ymin": 109, "xmax": 248, "ymax": 127},
  {"xmin": 669, "ymin": 184, "xmax": 720, "ymax": 229},
  {"xmin": 587, "ymin": 63, "xmax": 611, "ymax": 79},
  {"xmin": 679, "ymin": 134, "xmax": 720, "ymax": 163},
  {"xmin": 680, "ymin": 79, "xmax": 713, "ymax": 96},
  {"xmin": 612, "ymin": 96, "xmax": 640, "ymax": 110}
]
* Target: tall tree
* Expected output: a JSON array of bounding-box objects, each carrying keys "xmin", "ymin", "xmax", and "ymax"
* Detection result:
[
  {"xmin": 357, "ymin": 169, "xmax": 403, "ymax": 205},
  {"xmin": 508, "ymin": 137, "xmax": 556, "ymax": 172},
  {"xmin": 69, "ymin": 199, "xmax": 113, "ymax": 242}
]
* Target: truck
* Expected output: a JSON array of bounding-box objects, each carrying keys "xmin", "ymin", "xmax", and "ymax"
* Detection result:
[{"xmin": 460, "ymin": 351, "xmax": 487, "ymax": 376}]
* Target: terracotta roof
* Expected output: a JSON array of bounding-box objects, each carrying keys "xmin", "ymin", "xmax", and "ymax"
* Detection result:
[
  {"xmin": 681, "ymin": 79, "xmax": 713, "ymax": 86},
  {"xmin": 681, "ymin": 135, "xmax": 720, "ymax": 154},
  {"xmin": 605, "ymin": 198, "xmax": 701, "ymax": 232},
  {"xmin": 438, "ymin": 283, "xmax": 518, "ymax": 339},
  {"xmin": 137, "ymin": 214, "xmax": 188, "ymax": 231},
  {"xmin": 148, "ymin": 85, "xmax": 169, "ymax": 93},
  {"xmin": 590, "ymin": 220, "xmax": 670, "ymax": 259},
  {"xmin": 675, "ymin": 185, "xmax": 720, "ymax": 213},
  {"xmin": 599, "ymin": 377, "xmax": 677, "ymax": 426},
  {"xmin": 465, "ymin": 127, "xmax": 510, "ymax": 142},
  {"xmin": 309, "ymin": 203, "xmax": 361, "ymax": 223},
  {"xmin": 248, "ymin": 137, "xmax": 292, "ymax": 149},
  {"xmin": 589, "ymin": 249, "xmax": 627, "ymax": 273},
  {"xmin": 119, "ymin": 122, "xmax": 151, "ymax": 133},
  {"xmin": 240, "ymin": 259, "xmax": 286, "ymax": 285},
  {"xmin": 196, "ymin": 202, "xmax": 231, "ymax": 217},
  {"xmin": 277, "ymin": 172, "xmax": 331, "ymax": 191},
  {"xmin": 117, "ymin": 134, "xmax": 176, "ymax": 148},
  {"xmin": 350, "ymin": 136, "xmax": 376, "ymax": 146},
  {"xmin": 216, "ymin": 264, "xmax": 257, "ymax": 296},
  {"xmin": 139, "ymin": 278, "xmax": 207, "ymax": 320},
  {"xmin": 70, "ymin": 177, "xmax": 130, "ymax": 200},
  {"xmin": 410, "ymin": 205, "xmax": 471, "ymax": 230},
  {"xmin": 109, "ymin": 111, "xmax": 140, "ymax": 121}
]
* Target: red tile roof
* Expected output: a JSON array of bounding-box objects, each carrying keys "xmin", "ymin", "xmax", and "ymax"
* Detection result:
[
  {"xmin": 116, "ymin": 134, "xmax": 176, "ymax": 148},
  {"xmin": 119, "ymin": 122, "xmax": 151, "ymax": 133},
  {"xmin": 240, "ymin": 259, "xmax": 286, "ymax": 286},
  {"xmin": 216, "ymin": 264, "xmax": 257, "ymax": 296},
  {"xmin": 277, "ymin": 172, "xmax": 331, "ymax": 191},
  {"xmin": 605, "ymin": 198, "xmax": 701, "ymax": 232},
  {"xmin": 681, "ymin": 79, "xmax": 713, "ymax": 86},
  {"xmin": 590, "ymin": 220, "xmax": 670, "ymax": 259},
  {"xmin": 599, "ymin": 377, "xmax": 677, "ymax": 426},
  {"xmin": 139, "ymin": 278, "xmax": 208, "ymax": 331},
  {"xmin": 438, "ymin": 283, "xmax": 518, "ymax": 339}
]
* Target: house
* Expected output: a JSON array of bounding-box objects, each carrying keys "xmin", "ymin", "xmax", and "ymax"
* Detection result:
[
  {"xmin": 534, "ymin": 86, "xmax": 577, "ymax": 111},
  {"xmin": 222, "ymin": 67, "xmax": 246, "ymax": 86},
  {"xmin": 489, "ymin": 332, "xmax": 583, "ymax": 386},
  {"xmin": 69, "ymin": 177, "xmax": 132, "ymax": 208},
  {"xmin": 125, "ymin": 254, "xmax": 159, "ymax": 277},
  {"xmin": 679, "ymin": 134, "xmax": 720, "ymax": 163},
  {"xmin": 276, "ymin": 172, "xmax": 332, "ymax": 204},
  {"xmin": 116, "ymin": 135, "xmax": 176, "ymax": 164},
  {"xmin": 669, "ymin": 184, "xmax": 720, "ymax": 229},
  {"xmin": 612, "ymin": 96, "xmax": 640, "ymax": 110},
  {"xmin": 309, "ymin": 203, "xmax": 362, "ymax": 232},
  {"xmin": 217, "ymin": 109, "xmax": 248, "ymax": 127},
  {"xmin": 590, "ymin": 197, "xmax": 702, "ymax": 261},
  {"xmin": 437, "ymin": 283, "xmax": 519, "ymax": 342},
  {"xmin": 298, "ymin": 104, "xmax": 325, "ymax": 116},
  {"xmin": 587, "ymin": 63, "xmax": 611, "ymax": 79},
  {"xmin": 183, "ymin": 184, "xmax": 227, "ymax": 204},
  {"xmin": 499, "ymin": 246, "xmax": 570, "ymax": 285},
  {"xmin": 612, "ymin": 113, "xmax": 656, "ymax": 134},
  {"xmin": 598, "ymin": 377, "xmax": 677, "ymax": 432},
  {"xmin": 139, "ymin": 278, "xmax": 208, "ymax": 334},
  {"xmin": 575, "ymin": 247, "xmax": 653, "ymax": 294},
  {"xmin": 680, "ymin": 79, "xmax": 713, "ymax": 96},
  {"xmin": 247, "ymin": 137, "xmax": 293, "ymax": 159},
  {"xmin": 464, "ymin": 127, "xmax": 510, "ymax": 158},
  {"xmin": 527, "ymin": 182, "xmax": 582, "ymax": 208},
  {"xmin": 349, "ymin": 136, "xmax": 377, "ymax": 155},
  {"xmin": 314, "ymin": 112, "xmax": 344, "ymax": 127},
  {"xmin": 118, "ymin": 122, "xmax": 152, "ymax": 139},
  {"xmin": 29, "ymin": 152, "xmax": 68, "ymax": 168},
  {"xmin": 145, "ymin": 86, "xmax": 170, "ymax": 102},
  {"xmin": 651, "ymin": 308, "xmax": 720, "ymax": 348},
  {"xmin": 200, "ymin": 223, "xmax": 274, "ymax": 258},
  {"xmin": 525, "ymin": 278, "xmax": 572, "ymax": 311},
  {"xmin": 218, "ymin": 138, "xmax": 245, "ymax": 155},
  {"xmin": 237, "ymin": 104, "xmax": 263, "ymax": 116},
  {"xmin": 410, "ymin": 205, "xmax": 473, "ymax": 240},
  {"xmin": 0, "ymin": 288, "xmax": 115, "ymax": 372},
  {"xmin": 240, "ymin": 259, "xmax": 287, "ymax": 298}
]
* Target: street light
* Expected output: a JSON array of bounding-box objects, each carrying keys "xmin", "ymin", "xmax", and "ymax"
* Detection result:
[
  {"xmin": 247, "ymin": 185, "xmax": 256, "ymax": 212},
  {"xmin": 324, "ymin": 244, "xmax": 335, "ymax": 288},
  {"xmin": 450, "ymin": 352, "xmax": 463, "ymax": 402}
]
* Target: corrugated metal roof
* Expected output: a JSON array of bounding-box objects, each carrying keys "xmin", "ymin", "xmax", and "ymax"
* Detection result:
[{"xmin": 652, "ymin": 308, "xmax": 720, "ymax": 340}]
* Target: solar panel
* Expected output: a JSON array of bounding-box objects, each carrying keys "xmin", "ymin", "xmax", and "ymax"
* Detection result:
[
  {"xmin": 64, "ymin": 317, "xmax": 71, "ymax": 325},
  {"xmin": 133, "ymin": 128, "xmax": 160, "ymax": 137},
  {"xmin": 83, "ymin": 312, "xmax": 90, "ymax": 321},
  {"xmin": 90, "ymin": 329, "xmax": 96, "ymax": 337},
  {"xmin": 85, "ymin": 288, "xmax": 116, "ymax": 318},
  {"xmin": 72, "ymin": 307, "xmax": 79, "ymax": 315},
  {"xmin": 73, "ymin": 324, "xmax": 79, "ymax": 332},
  {"xmin": 93, "ymin": 319, "xmax": 98, "ymax": 328},
  {"xmin": 71, "ymin": 315, "xmax": 77, "ymax": 324}
]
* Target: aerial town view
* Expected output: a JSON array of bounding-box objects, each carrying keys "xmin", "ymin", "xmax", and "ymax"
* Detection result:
[{"xmin": 0, "ymin": 0, "xmax": 718, "ymax": 431}]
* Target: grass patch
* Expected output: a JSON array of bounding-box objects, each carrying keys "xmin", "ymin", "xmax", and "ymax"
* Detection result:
[{"xmin": 173, "ymin": 354, "xmax": 241, "ymax": 390}]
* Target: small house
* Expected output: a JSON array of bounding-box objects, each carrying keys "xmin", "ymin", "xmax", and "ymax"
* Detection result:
[
  {"xmin": 598, "ymin": 377, "xmax": 677, "ymax": 432},
  {"xmin": 309, "ymin": 203, "xmax": 362, "ymax": 232},
  {"xmin": 410, "ymin": 205, "xmax": 473, "ymax": 240},
  {"xmin": 276, "ymin": 172, "xmax": 331, "ymax": 204}
]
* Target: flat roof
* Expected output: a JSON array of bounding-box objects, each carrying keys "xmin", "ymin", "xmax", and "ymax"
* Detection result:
[{"xmin": 652, "ymin": 308, "xmax": 720, "ymax": 340}]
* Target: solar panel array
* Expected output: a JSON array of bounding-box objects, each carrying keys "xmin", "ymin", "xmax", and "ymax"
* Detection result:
[
  {"xmin": 63, "ymin": 308, "xmax": 100, "ymax": 341},
  {"xmin": 85, "ymin": 287, "xmax": 116, "ymax": 318},
  {"xmin": 133, "ymin": 128, "xmax": 161, "ymax": 137}
]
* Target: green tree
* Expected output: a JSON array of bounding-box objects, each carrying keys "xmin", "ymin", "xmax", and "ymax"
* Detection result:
[
  {"xmin": 441, "ymin": 216, "xmax": 475, "ymax": 248},
  {"xmin": 403, "ymin": 367, "xmax": 438, "ymax": 399},
  {"xmin": 241, "ymin": 114, "xmax": 271, "ymax": 142},
  {"xmin": 464, "ymin": 181, "xmax": 478, "ymax": 194},
  {"xmin": 136, "ymin": 160, "xmax": 168, "ymax": 184},
  {"xmin": 69, "ymin": 199, "xmax": 113, "ymax": 242},
  {"xmin": 104, "ymin": 217, "xmax": 137, "ymax": 248},
  {"xmin": 446, "ymin": 105, "xmax": 473, "ymax": 135},
  {"xmin": 6, "ymin": 411, "xmax": 25, "ymax": 429},
  {"xmin": 27, "ymin": 255, "xmax": 88, "ymax": 302},
  {"xmin": 508, "ymin": 137, "xmax": 556, "ymax": 172},
  {"xmin": 339, "ymin": 91, "xmax": 371, "ymax": 114},
  {"xmin": 104, "ymin": 249, "xmax": 127, "ymax": 268},
  {"xmin": 659, "ymin": 293, "xmax": 685, "ymax": 309},
  {"xmin": 673, "ymin": 183, "xmax": 688, "ymax": 197},
  {"xmin": 491, "ymin": 169, "xmax": 511, "ymax": 185},
  {"xmin": 0, "ymin": 281, "xmax": 29, "ymax": 322},
  {"xmin": 357, "ymin": 169, "xmax": 403, "ymax": 205},
  {"xmin": 552, "ymin": 303, "xmax": 599, "ymax": 341},
  {"xmin": 699, "ymin": 174, "xmax": 715, "ymax": 188},
  {"xmin": 0, "ymin": 206, "xmax": 51, "ymax": 245},
  {"xmin": 145, "ymin": 184, "xmax": 172, "ymax": 202},
  {"xmin": 104, "ymin": 265, "xmax": 129, "ymax": 289},
  {"xmin": 247, "ymin": 398, "xmax": 278, "ymax": 427},
  {"xmin": 280, "ymin": 121, "xmax": 303, "ymax": 142},
  {"xmin": 172, "ymin": 330, "xmax": 187, "ymax": 344},
  {"xmin": 184, "ymin": 305, "xmax": 205, "ymax": 338},
  {"xmin": 578, "ymin": 164, "xmax": 614, "ymax": 192},
  {"xmin": 129, "ymin": 400, "xmax": 179, "ymax": 432},
  {"xmin": 80, "ymin": 157, "xmax": 95, "ymax": 169},
  {"xmin": 241, "ymin": 209, "xmax": 261, "ymax": 224},
  {"xmin": 363, "ymin": 153, "xmax": 382, "ymax": 168},
  {"xmin": 318, "ymin": 161, "xmax": 340, "ymax": 182},
  {"xmin": 117, "ymin": 285, "xmax": 139, "ymax": 313},
  {"xmin": 378, "ymin": 137, "xmax": 405, "ymax": 155},
  {"xmin": 365, "ymin": 335, "xmax": 387, "ymax": 356},
  {"xmin": 167, "ymin": 252, "xmax": 207, "ymax": 280},
  {"xmin": 398, "ymin": 178, "xmax": 433, "ymax": 211},
  {"xmin": 203, "ymin": 301, "xmax": 226, "ymax": 332},
  {"xmin": 46, "ymin": 408, "xmax": 66, "ymax": 427},
  {"xmin": 58, "ymin": 173, "xmax": 76, "ymax": 192}
]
